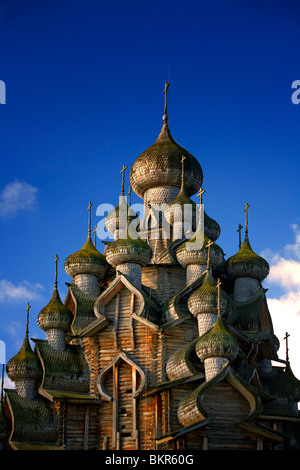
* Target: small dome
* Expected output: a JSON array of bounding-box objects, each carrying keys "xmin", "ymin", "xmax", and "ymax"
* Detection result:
[
  {"xmin": 105, "ymin": 234, "xmax": 152, "ymax": 267},
  {"xmin": 195, "ymin": 315, "xmax": 238, "ymax": 362},
  {"xmin": 130, "ymin": 121, "xmax": 203, "ymax": 198},
  {"xmin": 165, "ymin": 185, "xmax": 197, "ymax": 223},
  {"xmin": 176, "ymin": 233, "xmax": 224, "ymax": 268},
  {"xmin": 226, "ymin": 235, "xmax": 269, "ymax": 281},
  {"xmin": 188, "ymin": 272, "xmax": 227, "ymax": 317},
  {"xmin": 105, "ymin": 196, "xmax": 139, "ymax": 236},
  {"xmin": 65, "ymin": 235, "xmax": 107, "ymax": 279},
  {"xmin": 6, "ymin": 314, "xmax": 42, "ymax": 382},
  {"xmin": 37, "ymin": 287, "xmax": 73, "ymax": 332},
  {"xmin": 204, "ymin": 211, "xmax": 221, "ymax": 242}
]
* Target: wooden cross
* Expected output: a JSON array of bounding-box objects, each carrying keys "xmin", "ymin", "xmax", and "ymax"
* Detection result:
[
  {"xmin": 244, "ymin": 202, "xmax": 250, "ymax": 234},
  {"xmin": 216, "ymin": 278, "xmax": 222, "ymax": 314},
  {"xmin": 284, "ymin": 332, "xmax": 290, "ymax": 362},
  {"xmin": 205, "ymin": 239, "xmax": 213, "ymax": 271},
  {"xmin": 120, "ymin": 165, "xmax": 127, "ymax": 195},
  {"xmin": 197, "ymin": 187, "xmax": 205, "ymax": 205},
  {"xmin": 128, "ymin": 185, "xmax": 132, "ymax": 207},
  {"xmin": 54, "ymin": 254, "xmax": 59, "ymax": 287},
  {"xmin": 180, "ymin": 155, "xmax": 186, "ymax": 185},
  {"xmin": 25, "ymin": 302, "xmax": 31, "ymax": 335},
  {"xmin": 163, "ymin": 82, "xmax": 169, "ymax": 116},
  {"xmin": 237, "ymin": 224, "xmax": 243, "ymax": 249},
  {"xmin": 87, "ymin": 201, "xmax": 92, "ymax": 236},
  {"xmin": 93, "ymin": 225, "xmax": 98, "ymax": 247}
]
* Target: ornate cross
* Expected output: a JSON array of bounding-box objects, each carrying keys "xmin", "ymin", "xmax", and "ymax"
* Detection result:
[
  {"xmin": 163, "ymin": 82, "xmax": 169, "ymax": 116},
  {"xmin": 54, "ymin": 254, "xmax": 59, "ymax": 287},
  {"xmin": 284, "ymin": 332, "xmax": 290, "ymax": 362},
  {"xmin": 244, "ymin": 202, "xmax": 250, "ymax": 234},
  {"xmin": 87, "ymin": 201, "xmax": 92, "ymax": 236},
  {"xmin": 237, "ymin": 223, "xmax": 243, "ymax": 249},
  {"xmin": 120, "ymin": 165, "xmax": 127, "ymax": 195},
  {"xmin": 197, "ymin": 187, "xmax": 205, "ymax": 205}
]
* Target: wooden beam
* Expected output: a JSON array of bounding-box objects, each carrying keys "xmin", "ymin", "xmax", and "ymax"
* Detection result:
[
  {"xmin": 84, "ymin": 406, "xmax": 90, "ymax": 450},
  {"xmin": 132, "ymin": 367, "xmax": 137, "ymax": 440},
  {"xmin": 114, "ymin": 292, "xmax": 120, "ymax": 349},
  {"xmin": 129, "ymin": 293, "xmax": 135, "ymax": 349},
  {"xmin": 112, "ymin": 363, "xmax": 118, "ymax": 448}
]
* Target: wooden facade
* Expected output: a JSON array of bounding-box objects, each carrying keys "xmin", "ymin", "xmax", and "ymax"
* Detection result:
[{"xmin": 2, "ymin": 95, "xmax": 300, "ymax": 451}]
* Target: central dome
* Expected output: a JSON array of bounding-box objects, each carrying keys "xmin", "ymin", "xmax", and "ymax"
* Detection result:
[{"xmin": 130, "ymin": 120, "xmax": 203, "ymax": 199}]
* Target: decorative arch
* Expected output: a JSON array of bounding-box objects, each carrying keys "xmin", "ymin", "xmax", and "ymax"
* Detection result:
[
  {"xmin": 97, "ymin": 350, "xmax": 146, "ymax": 401},
  {"xmin": 97, "ymin": 351, "xmax": 146, "ymax": 449}
]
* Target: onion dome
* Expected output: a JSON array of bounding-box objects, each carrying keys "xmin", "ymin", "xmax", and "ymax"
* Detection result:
[
  {"xmin": 129, "ymin": 83, "xmax": 203, "ymax": 198},
  {"xmin": 195, "ymin": 313, "xmax": 238, "ymax": 362},
  {"xmin": 188, "ymin": 271, "xmax": 227, "ymax": 317},
  {"xmin": 198, "ymin": 188, "xmax": 221, "ymax": 242},
  {"xmin": 227, "ymin": 234, "xmax": 269, "ymax": 281},
  {"xmin": 164, "ymin": 155, "xmax": 197, "ymax": 227},
  {"xmin": 204, "ymin": 211, "xmax": 220, "ymax": 242},
  {"xmin": 226, "ymin": 204, "xmax": 269, "ymax": 281},
  {"xmin": 38, "ymin": 255, "xmax": 73, "ymax": 332},
  {"xmin": 65, "ymin": 202, "xmax": 107, "ymax": 279},
  {"xmin": 6, "ymin": 304, "xmax": 42, "ymax": 382},
  {"xmin": 105, "ymin": 168, "xmax": 139, "ymax": 237},
  {"xmin": 105, "ymin": 198, "xmax": 139, "ymax": 237},
  {"xmin": 105, "ymin": 233, "xmax": 152, "ymax": 268},
  {"xmin": 176, "ymin": 233, "xmax": 224, "ymax": 269}
]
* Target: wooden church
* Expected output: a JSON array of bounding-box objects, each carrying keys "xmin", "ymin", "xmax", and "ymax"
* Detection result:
[{"xmin": 1, "ymin": 84, "xmax": 300, "ymax": 451}]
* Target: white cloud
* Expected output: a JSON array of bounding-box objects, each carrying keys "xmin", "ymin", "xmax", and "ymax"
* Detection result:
[
  {"xmin": 0, "ymin": 180, "xmax": 38, "ymax": 218},
  {"xmin": 0, "ymin": 279, "xmax": 44, "ymax": 302},
  {"xmin": 263, "ymin": 224, "xmax": 300, "ymax": 379}
]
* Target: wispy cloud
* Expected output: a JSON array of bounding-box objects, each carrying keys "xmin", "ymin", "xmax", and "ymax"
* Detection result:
[
  {"xmin": 262, "ymin": 224, "xmax": 300, "ymax": 378},
  {"xmin": 0, "ymin": 180, "xmax": 38, "ymax": 218},
  {"xmin": 0, "ymin": 279, "xmax": 44, "ymax": 302}
]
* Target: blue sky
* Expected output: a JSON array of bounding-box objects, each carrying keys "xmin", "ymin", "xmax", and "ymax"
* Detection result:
[{"xmin": 1, "ymin": 0, "xmax": 300, "ymax": 385}]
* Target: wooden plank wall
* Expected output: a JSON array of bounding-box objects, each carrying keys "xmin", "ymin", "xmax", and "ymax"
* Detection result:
[
  {"xmin": 78, "ymin": 285, "xmax": 200, "ymax": 450},
  {"xmin": 81, "ymin": 286, "xmax": 161, "ymax": 450}
]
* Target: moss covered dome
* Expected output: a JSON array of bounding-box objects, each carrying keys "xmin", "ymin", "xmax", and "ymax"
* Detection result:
[
  {"xmin": 188, "ymin": 272, "xmax": 227, "ymax": 317},
  {"xmin": 65, "ymin": 235, "xmax": 107, "ymax": 279},
  {"xmin": 195, "ymin": 314, "xmax": 238, "ymax": 362},
  {"xmin": 226, "ymin": 235, "xmax": 269, "ymax": 281},
  {"xmin": 6, "ymin": 327, "xmax": 42, "ymax": 382},
  {"xmin": 37, "ymin": 287, "xmax": 73, "ymax": 332}
]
